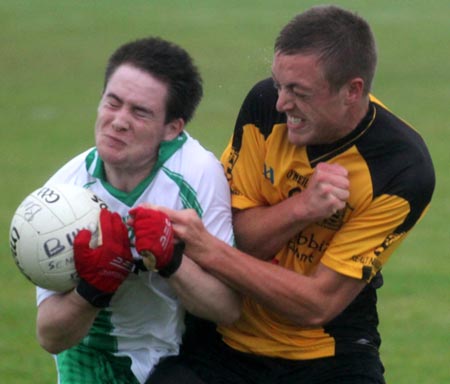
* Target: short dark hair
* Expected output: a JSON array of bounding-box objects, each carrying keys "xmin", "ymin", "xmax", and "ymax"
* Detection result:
[
  {"xmin": 275, "ymin": 5, "xmax": 377, "ymax": 94},
  {"xmin": 104, "ymin": 37, "xmax": 203, "ymax": 124}
]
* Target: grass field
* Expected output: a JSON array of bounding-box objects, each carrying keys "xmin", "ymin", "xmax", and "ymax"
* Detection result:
[{"xmin": 1, "ymin": 1, "xmax": 449, "ymax": 383}]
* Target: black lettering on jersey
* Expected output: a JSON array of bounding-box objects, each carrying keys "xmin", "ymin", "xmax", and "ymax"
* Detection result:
[
  {"xmin": 286, "ymin": 169, "xmax": 308, "ymax": 188},
  {"xmin": 318, "ymin": 203, "xmax": 353, "ymax": 231},
  {"xmin": 288, "ymin": 231, "xmax": 330, "ymax": 263},
  {"xmin": 288, "ymin": 187, "xmax": 302, "ymax": 197},
  {"xmin": 295, "ymin": 231, "xmax": 329, "ymax": 252},
  {"xmin": 263, "ymin": 164, "xmax": 274, "ymax": 184},
  {"xmin": 288, "ymin": 240, "xmax": 314, "ymax": 263},
  {"xmin": 224, "ymin": 150, "xmax": 239, "ymax": 182},
  {"xmin": 374, "ymin": 232, "xmax": 402, "ymax": 256}
]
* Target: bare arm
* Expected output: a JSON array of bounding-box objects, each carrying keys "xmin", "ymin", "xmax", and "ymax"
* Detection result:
[
  {"xmin": 160, "ymin": 208, "xmax": 365, "ymax": 327},
  {"xmin": 234, "ymin": 162, "xmax": 350, "ymax": 260},
  {"xmin": 167, "ymin": 256, "xmax": 241, "ymax": 325},
  {"xmin": 36, "ymin": 290, "xmax": 100, "ymax": 354},
  {"xmin": 199, "ymin": 240, "xmax": 365, "ymax": 326}
]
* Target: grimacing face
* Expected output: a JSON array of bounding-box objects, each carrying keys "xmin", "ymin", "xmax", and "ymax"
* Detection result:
[
  {"xmin": 272, "ymin": 52, "xmax": 356, "ymax": 146},
  {"xmin": 95, "ymin": 64, "xmax": 182, "ymax": 178}
]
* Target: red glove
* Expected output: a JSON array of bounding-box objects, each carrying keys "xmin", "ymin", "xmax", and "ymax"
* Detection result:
[
  {"xmin": 74, "ymin": 209, "xmax": 134, "ymax": 307},
  {"xmin": 130, "ymin": 207, "xmax": 184, "ymax": 277}
]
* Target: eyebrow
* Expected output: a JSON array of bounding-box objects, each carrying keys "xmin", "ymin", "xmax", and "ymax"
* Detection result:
[
  {"xmin": 271, "ymin": 74, "xmax": 312, "ymax": 93},
  {"xmin": 105, "ymin": 92, "xmax": 154, "ymax": 116},
  {"xmin": 105, "ymin": 92, "xmax": 123, "ymax": 104}
]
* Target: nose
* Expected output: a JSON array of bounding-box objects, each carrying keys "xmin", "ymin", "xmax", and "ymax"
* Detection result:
[
  {"xmin": 275, "ymin": 88, "xmax": 294, "ymax": 113},
  {"xmin": 111, "ymin": 111, "xmax": 130, "ymax": 132}
]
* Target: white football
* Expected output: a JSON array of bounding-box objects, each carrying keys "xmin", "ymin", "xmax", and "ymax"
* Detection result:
[{"xmin": 9, "ymin": 184, "xmax": 107, "ymax": 292}]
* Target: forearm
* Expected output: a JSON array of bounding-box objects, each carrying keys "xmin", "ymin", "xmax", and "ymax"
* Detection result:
[
  {"xmin": 167, "ymin": 256, "xmax": 241, "ymax": 325},
  {"xmin": 233, "ymin": 195, "xmax": 315, "ymax": 260},
  {"xmin": 198, "ymin": 240, "xmax": 318, "ymax": 324},
  {"xmin": 37, "ymin": 290, "xmax": 100, "ymax": 354},
  {"xmin": 233, "ymin": 162, "xmax": 349, "ymax": 260},
  {"xmin": 189, "ymin": 235, "xmax": 364, "ymax": 327}
]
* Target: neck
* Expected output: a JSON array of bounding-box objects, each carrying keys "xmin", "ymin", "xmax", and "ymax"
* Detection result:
[
  {"xmin": 337, "ymin": 97, "xmax": 370, "ymax": 140},
  {"xmin": 104, "ymin": 163, "xmax": 155, "ymax": 193}
]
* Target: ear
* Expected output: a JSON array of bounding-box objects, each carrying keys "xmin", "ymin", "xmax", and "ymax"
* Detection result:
[
  {"xmin": 344, "ymin": 78, "xmax": 364, "ymax": 105},
  {"xmin": 164, "ymin": 118, "xmax": 185, "ymax": 141}
]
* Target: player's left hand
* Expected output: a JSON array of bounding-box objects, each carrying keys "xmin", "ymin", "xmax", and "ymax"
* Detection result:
[
  {"xmin": 74, "ymin": 209, "xmax": 134, "ymax": 307},
  {"xmin": 129, "ymin": 206, "xmax": 184, "ymax": 277}
]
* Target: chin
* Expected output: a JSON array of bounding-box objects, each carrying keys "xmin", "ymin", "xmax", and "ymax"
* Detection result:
[
  {"xmin": 97, "ymin": 147, "xmax": 122, "ymax": 164},
  {"xmin": 287, "ymin": 132, "xmax": 310, "ymax": 147}
]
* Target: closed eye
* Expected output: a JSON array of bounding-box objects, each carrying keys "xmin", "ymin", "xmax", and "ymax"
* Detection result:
[
  {"xmin": 104, "ymin": 94, "xmax": 122, "ymax": 108},
  {"xmin": 133, "ymin": 106, "xmax": 153, "ymax": 119}
]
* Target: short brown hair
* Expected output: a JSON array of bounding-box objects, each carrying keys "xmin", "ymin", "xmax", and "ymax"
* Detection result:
[{"xmin": 275, "ymin": 5, "xmax": 377, "ymax": 94}]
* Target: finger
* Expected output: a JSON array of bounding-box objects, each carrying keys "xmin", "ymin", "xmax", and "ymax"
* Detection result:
[
  {"xmin": 332, "ymin": 187, "xmax": 350, "ymax": 202},
  {"xmin": 316, "ymin": 162, "xmax": 348, "ymax": 176},
  {"xmin": 155, "ymin": 205, "xmax": 176, "ymax": 219},
  {"xmin": 110, "ymin": 211, "xmax": 128, "ymax": 240},
  {"xmin": 129, "ymin": 204, "xmax": 158, "ymax": 218},
  {"xmin": 73, "ymin": 229, "xmax": 92, "ymax": 250}
]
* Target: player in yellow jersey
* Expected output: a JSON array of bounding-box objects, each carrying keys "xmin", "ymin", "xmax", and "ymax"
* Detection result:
[{"xmin": 145, "ymin": 5, "xmax": 435, "ymax": 384}]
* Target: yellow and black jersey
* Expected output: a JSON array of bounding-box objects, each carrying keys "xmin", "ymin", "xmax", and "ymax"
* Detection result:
[{"xmin": 219, "ymin": 77, "xmax": 435, "ymax": 360}]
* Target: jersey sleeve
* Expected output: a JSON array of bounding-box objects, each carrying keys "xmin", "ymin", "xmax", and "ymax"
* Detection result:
[
  {"xmin": 221, "ymin": 78, "xmax": 284, "ymax": 210},
  {"xmin": 36, "ymin": 286, "xmax": 58, "ymax": 306},
  {"xmin": 321, "ymin": 193, "xmax": 417, "ymax": 281},
  {"xmin": 221, "ymin": 128, "xmax": 266, "ymax": 210},
  {"xmin": 195, "ymin": 151, "xmax": 235, "ymax": 246}
]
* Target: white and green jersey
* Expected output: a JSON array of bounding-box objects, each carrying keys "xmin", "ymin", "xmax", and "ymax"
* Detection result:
[{"xmin": 37, "ymin": 132, "xmax": 234, "ymax": 384}]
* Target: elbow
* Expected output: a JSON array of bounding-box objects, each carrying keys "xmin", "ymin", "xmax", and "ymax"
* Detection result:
[
  {"xmin": 36, "ymin": 324, "xmax": 71, "ymax": 355},
  {"xmin": 37, "ymin": 332, "xmax": 65, "ymax": 355},
  {"xmin": 288, "ymin": 304, "xmax": 339, "ymax": 328},
  {"xmin": 217, "ymin": 297, "xmax": 243, "ymax": 327},
  {"xmin": 41, "ymin": 343, "xmax": 65, "ymax": 355},
  {"xmin": 221, "ymin": 305, "xmax": 242, "ymax": 326},
  {"xmin": 301, "ymin": 313, "xmax": 332, "ymax": 328}
]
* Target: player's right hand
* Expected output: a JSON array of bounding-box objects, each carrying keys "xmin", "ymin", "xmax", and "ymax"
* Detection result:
[
  {"xmin": 129, "ymin": 206, "xmax": 184, "ymax": 277},
  {"xmin": 74, "ymin": 209, "xmax": 134, "ymax": 308},
  {"xmin": 299, "ymin": 162, "xmax": 350, "ymax": 221}
]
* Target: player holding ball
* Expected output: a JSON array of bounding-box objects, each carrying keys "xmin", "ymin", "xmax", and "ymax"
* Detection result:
[{"xmin": 35, "ymin": 37, "xmax": 240, "ymax": 384}]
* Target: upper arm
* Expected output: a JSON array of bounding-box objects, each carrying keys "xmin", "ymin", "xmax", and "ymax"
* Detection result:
[
  {"xmin": 309, "ymin": 263, "xmax": 367, "ymax": 324},
  {"xmin": 221, "ymin": 124, "xmax": 267, "ymax": 211}
]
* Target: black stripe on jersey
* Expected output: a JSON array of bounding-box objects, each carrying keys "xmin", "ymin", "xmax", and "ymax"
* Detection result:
[
  {"xmin": 357, "ymin": 103, "xmax": 435, "ymax": 233},
  {"xmin": 307, "ymin": 104, "xmax": 376, "ymax": 167},
  {"xmin": 231, "ymin": 78, "xmax": 286, "ymax": 152}
]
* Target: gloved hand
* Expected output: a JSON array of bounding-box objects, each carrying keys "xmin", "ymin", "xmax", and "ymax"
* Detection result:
[
  {"xmin": 129, "ymin": 206, "xmax": 184, "ymax": 278},
  {"xmin": 74, "ymin": 209, "xmax": 134, "ymax": 308}
]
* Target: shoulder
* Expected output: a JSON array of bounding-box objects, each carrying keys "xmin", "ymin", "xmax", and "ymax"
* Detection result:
[
  {"xmin": 166, "ymin": 134, "xmax": 227, "ymax": 185},
  {"xmin": 178, "ymin": 133, "xmax": 222, "ymax": 168},
  {"xmin": 367, "ymin": 102, "xmax": 435, "ymax": 185},
  {"xmin": 236, "ymin": 78, "xmax": 285, "ymax": 138},
  {"xmin": 45, "ymin": 148, "xmax": 94, "ymax": 185},
  {"xmin": 359, "ymin": 102, "xmax": 435, "ymax": 225}
]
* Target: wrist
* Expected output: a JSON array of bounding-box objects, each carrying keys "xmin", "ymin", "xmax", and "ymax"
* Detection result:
[
  {"xmin": 76, "ymin": 279, "xmax": 114, "ymax": 308},
  {"xmin": 291, "ymin": 192, "xmax": 317, "ymax": 224},
  {"xmin": 158, "ymin": 242, "xmax": 185, "ymax": 278}
]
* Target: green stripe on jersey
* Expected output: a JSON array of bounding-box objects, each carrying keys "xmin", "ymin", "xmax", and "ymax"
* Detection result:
[
  {"xmin": 162, "ymin": 166, "xmax": 203, "ymax": 217},
  {"xmin": 82, "ymin": 310, "xmax": 117, "ymax": 352}
]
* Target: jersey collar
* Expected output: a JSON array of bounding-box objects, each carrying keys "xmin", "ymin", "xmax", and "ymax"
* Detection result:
[{"xmin": 84, "ymin": 132, "xmax": 187, "ymax": 206}]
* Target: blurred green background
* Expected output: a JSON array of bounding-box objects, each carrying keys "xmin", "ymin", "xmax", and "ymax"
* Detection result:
[{"xmin": 1, "ymin": 1, "xmax": 449, "ymax": 383}]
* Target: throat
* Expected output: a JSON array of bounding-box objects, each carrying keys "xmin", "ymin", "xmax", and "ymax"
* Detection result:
[{"xmin": 104, "ymin": 164, "xmax": 154, "ymax": 193}]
